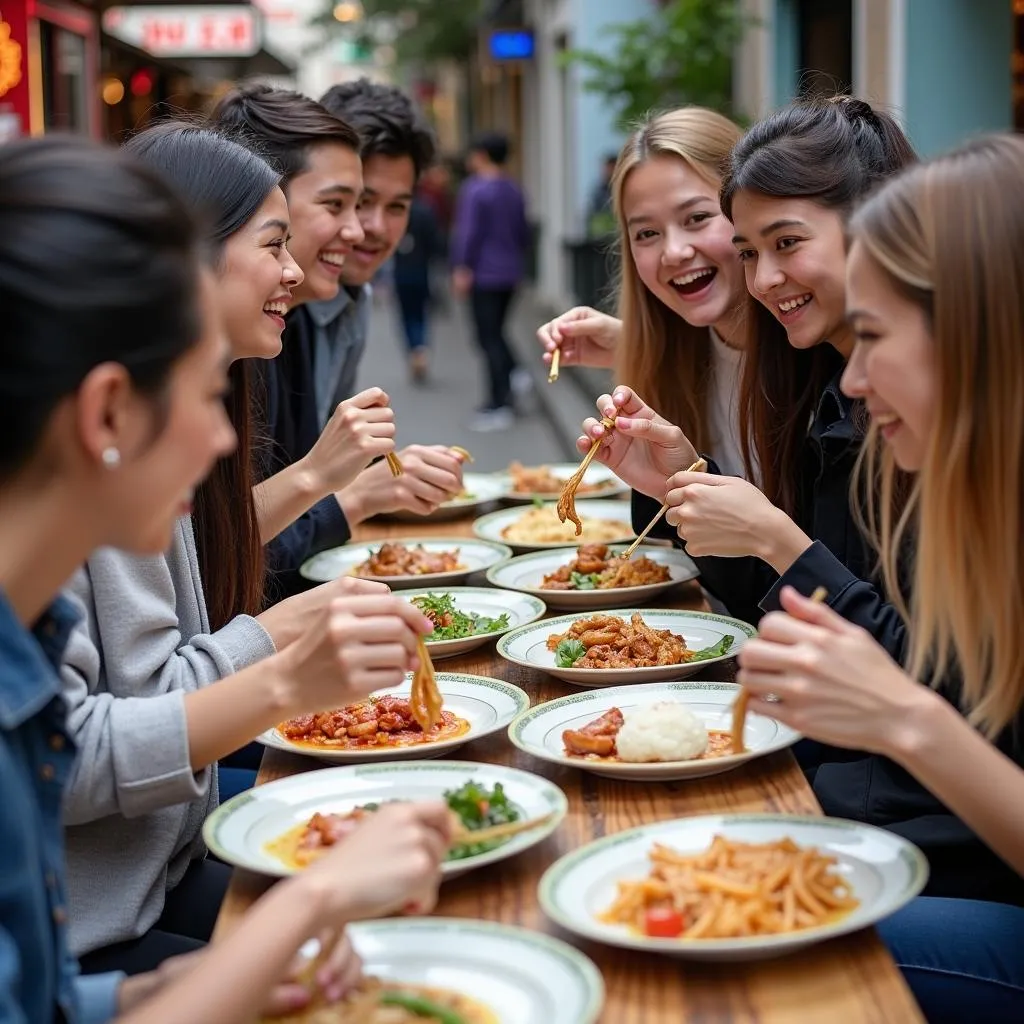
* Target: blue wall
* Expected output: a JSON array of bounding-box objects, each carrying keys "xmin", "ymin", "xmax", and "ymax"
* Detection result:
[
  {"xmin": 773, "ymin": 0, "xmax": 799, "ymax": 105},
  {"xmin": 903, "ymin": 0, "xmax": 1012, "ymax": 156}
]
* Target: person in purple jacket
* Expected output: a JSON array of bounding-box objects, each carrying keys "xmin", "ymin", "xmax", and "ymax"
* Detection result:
[{"xmin": 451, "ymin": 132, "xmax": 531, "ymax": 432}]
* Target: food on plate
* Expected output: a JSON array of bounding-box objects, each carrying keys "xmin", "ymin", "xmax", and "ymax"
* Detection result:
[
  {"xmin": 264, "ymin": 780, "xmax": 521, "ymax": 870},
  {"xmin": 267, "ymin": 975, "xmax": 498, "ymax": 1024},
  {"xmin": 556, "ymin": 416, "xmax": 616, "ymax": 534},
  {"xmin": 352, "ymin": 542, "xmax": 465, "ymax": 578},
  {"xmin": 500, "ymin": 506, "xmax": 630, "ymax": 545},
  {"xmin": 507, "ymin": 461, "xmax": 613, "ymax": 496},
  {"xmin": 410, "ymin": 635, "xmax": 442, "ymax": 731},
  {"xmin": 547, "ymin": 613, "xmax": 734, "ymax": 669},
  {"xmin": 599, "ymin": 835, "xmax": 860, "ymax": 940},
  {"xmin": 562, "ymin": 703, "xmax": 733, "ymax": 763},
  {"xmin": 411, "ymin": 593, "xmax": 510, "ymax": 640},
  {"xmin": 541, "ymin": 544, "xmax": 670, "ymax": 591},
  {"xmin": 277, "ymin": 695, "xmax": 469, "ymax": 751}
]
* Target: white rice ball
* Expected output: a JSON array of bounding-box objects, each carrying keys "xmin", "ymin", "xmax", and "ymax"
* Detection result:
[{"xmin": 616, "ymin": 702, "xmax": 708, "ymax": 763}]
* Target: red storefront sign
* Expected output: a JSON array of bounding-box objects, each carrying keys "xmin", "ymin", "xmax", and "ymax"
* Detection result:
[{"xmin": 0, "ymin": 0, "xmax": 30, "ymax": 140}]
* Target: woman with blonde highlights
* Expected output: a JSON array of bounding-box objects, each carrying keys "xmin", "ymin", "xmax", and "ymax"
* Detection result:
[{"xmin": 737, "ymin": 134, "xmax": 1024, "ymax": 1022}]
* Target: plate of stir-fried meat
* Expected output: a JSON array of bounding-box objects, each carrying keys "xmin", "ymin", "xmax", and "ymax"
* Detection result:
[
  {"xmin": 256, "ymin": 673, "xmax": 529, "ymax": 763},
  {"xmin": 299, "ymin": 537, "xmax": 512, "ymax": 588},
  {"xmin": 497, "ymin": 609, "xmax": 756, "ymax": 686},
  {"xmin": 486, "ymin": 543, "xmax": 699, "ymax": 609},
  {"xmin": 499, "ymin": 461, "xmax": 628, "ymax": 503}
]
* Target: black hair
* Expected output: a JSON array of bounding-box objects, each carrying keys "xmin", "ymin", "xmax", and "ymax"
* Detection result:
[
  {"xmin": 319, "ymin": 77, "xmax": 436, "ymax": 179},
  {"xmin": 0, "ymin": 135, "xmax": 202, "ymax": 481},
  {"xmin": 209, "ymin": 83, "xmax": 361, "ymax": 186},
  {"xmin": 470, "ymin": 131, "xmax": 510, "ymax": 167},
  {"xmin": 124, "ymin": 121, "xmax": 281, "ymax": 256}
]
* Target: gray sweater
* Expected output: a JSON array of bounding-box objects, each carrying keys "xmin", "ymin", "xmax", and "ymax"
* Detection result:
[{"xmin": 59, "ymin": 517, "xmax": 276, "ymax": 956}]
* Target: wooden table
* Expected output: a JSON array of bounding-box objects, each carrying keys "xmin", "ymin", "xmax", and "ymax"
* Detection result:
[{"xmin": 215, "ymin": 516, "xmax": 923, "ymax": 1023}]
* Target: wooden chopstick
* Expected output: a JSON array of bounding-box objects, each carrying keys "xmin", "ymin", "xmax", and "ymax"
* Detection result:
[
  {"xmin": 621, "ymin": 458, "xmax": 707, "ymax": 559},
  {"xmin": 450, "ymin": 811, "xmax": 557, "ymax": 848},
  {"xmin": 548, "ymin": 347, "xmax": 561, "ymax": 383},
  {"xmin": 384, "ymin": 451, "xmax": 403, "ymax": 477}
]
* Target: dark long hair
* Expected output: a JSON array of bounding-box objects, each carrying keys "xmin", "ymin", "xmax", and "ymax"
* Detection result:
[
  {"xmin": 0, "ymin": 135, "xmax": 202, "ymax": 481},
  {"xmin": 125, "ymin": 123, "xmax": 281, "ymax": 628},
  {"xmin": 720, "ymin": 97, "xmax": 916, "ymax": 515}
]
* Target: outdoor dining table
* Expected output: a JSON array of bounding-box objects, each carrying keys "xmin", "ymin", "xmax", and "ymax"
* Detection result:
[{"xmin": 213, "ymin": 514, "xmax": 924, "ymax": 1023}]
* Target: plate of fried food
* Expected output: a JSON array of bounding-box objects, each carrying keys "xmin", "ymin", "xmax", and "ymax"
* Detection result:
[
  {"xmin": 486, "ymin": 543, "xmax": 699, "ymax": 610},
  {"xmin": 474, "ymin": 500, "xmax": 633, "ymax": 553},
  {"xmin": 300, "ymin": 537, "xmax": 512, "ymax": 588},
  {"xmin": 204, "ymin": 760, "xmax": 567, "ymax": 880},
  {"xmin": 387, "ymin": 472, "xmax": 509, "ymax": 523},
  {"xmin": 403, "ymin": 588, "xmax": 546, "ymax": 660},
  {"xmin": 508, "ymin": 681, "xmax": 799, "ymax": 781},
  {"xmin": 499, "ymin": 461, "xmax": 628, "ymax": 504},
  {"xmin": 264, "ymin": 918, "xmax": 604, "ymax": 1024},
  {"xmin": 256, "ymin": 673, "xmax": 530, "ymax": 764},
  {"xmin": 539, "ymin": 813, "xmax": 928, "ymax": 962},
  {"xmin": 497, "ymin": 609, "xmax": 755, "ymax": 686}
]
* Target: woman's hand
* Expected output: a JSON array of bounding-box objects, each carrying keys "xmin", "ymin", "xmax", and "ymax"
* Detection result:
[
  {"xmin": 537, "ymin": 306, "xmax": 621, "ymax": 369},
  {"xmin": 664, "ymin": 473, "xmax": 812, "ymax": 570},
  {"xmin": 736, "ymin": 587, "xmax": 939, "ymax": 756},
  {"xmin": 577, "ymin": 387, "xmax": 698, "ymax": 500}
]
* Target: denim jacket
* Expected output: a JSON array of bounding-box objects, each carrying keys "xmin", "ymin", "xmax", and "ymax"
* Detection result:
[{"xmin": 0, "ymin": 590, "xmax": 122, "ymax": 1023}]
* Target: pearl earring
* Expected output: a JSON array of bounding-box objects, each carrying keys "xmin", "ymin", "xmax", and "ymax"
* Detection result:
[{"xmin": 101, "ymin": 447, "xmax": 121, "ymax": 470}]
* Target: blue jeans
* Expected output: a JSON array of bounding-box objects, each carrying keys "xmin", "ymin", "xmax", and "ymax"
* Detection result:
[{"xmin": 878, "ymin": 897, "xmax": 1024, "ymax": 1022}]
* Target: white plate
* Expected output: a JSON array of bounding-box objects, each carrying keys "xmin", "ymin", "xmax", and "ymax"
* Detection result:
[
  {"xmin": 203, "ymin": 760, "xmax": 568, "ymax": 880},
  {"xmin": 499, "ymin": 461, "xmax": 629, "ymax": 504},
  {"xmin": 539, "ymin": 813, "xmax": 929, "ymax": 962},
  {"xmin": 402, "ymin": 587, "xmax": 547, "ymax": 660},
  {"xmin": 299, "ymin": 536, "xmax": 512, "ymax": 588},
  {"xmin": 497, "ymin": 608, "xmax": 755, "ymax": 686},
  {"xmin": 508, "ymin": 681, "xmax": 799, "ymax": 781},
  {"xmin": 486, "ymin": 544, "xmax": 699, "ymax": 610},
  {"xmin": 388, "ymin": 472, "xmax": 508, "ymax": 522},
  {"xmin": 474, "ymin": 500, "xmax": 634, "ymax": 553},
  {"xmin": 256, "ymin": 673, "xmax": 530, "ymax": 763},
  {"xmin": 343, "ymin": 918, "xmax": 604, "ymax": 1023}
]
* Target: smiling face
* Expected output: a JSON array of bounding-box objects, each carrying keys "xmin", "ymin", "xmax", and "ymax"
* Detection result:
[
  {"xmin": 622, "ymin": 155, "xmax": 744, "ymax": 338},
  {"xmin": 218, "ymin": 187, "xmax": 303, "ymax": 360},
  {"xmin": 342, "ymin": 153, "xmax": 417, "ymax": 287},
  {"xmin": 731, "ymin": 191, "xmax": 853, "ymax": 356},
  {"xmin": 285, "ymin": 142, "xmax": 364, "ymax": 303},
  {"xmin": 840, "ymin": 240, "xmax": 936, "ymax": 471}
]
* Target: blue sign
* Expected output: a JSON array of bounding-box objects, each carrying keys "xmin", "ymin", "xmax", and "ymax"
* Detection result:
[{"xmin": 489, "ymin": 29, "xmax": 534, "ymax": 61}]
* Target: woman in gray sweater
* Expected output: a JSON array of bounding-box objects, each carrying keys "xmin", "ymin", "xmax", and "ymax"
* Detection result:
[{"xmin": 59, "ymin": 124, "xmax": 429, "ymax": 975}]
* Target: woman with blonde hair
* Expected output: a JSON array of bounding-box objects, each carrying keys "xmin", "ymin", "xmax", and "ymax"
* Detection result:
[
  {"xmin": 538, "ymin": 106, "xmax": 750, "ymax": 475},
  {"xmin": 736, "ymin": 132, "xmax": 1024, "ymax": 1022}
]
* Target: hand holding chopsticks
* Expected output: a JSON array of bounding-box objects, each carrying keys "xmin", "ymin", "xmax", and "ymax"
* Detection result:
[{"xmin": 621, "ymin": 458, "xmax": 708, "ymax": 559}]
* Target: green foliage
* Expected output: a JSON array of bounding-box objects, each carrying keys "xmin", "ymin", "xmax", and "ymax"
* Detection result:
[{"xmin": 561, "ymin": 0, "xmax": 754, "ymax": 127}]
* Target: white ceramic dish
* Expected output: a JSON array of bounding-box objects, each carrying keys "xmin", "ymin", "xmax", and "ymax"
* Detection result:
[
  {"xmin": 498, "ymin": 461, "xmax": 629, "ymax": 504},
  {"xmin": 486, "ymin": 544, "xmax": 699, "ymax": 610},
  {"xmin": 203, "ymin": 759, "xmax": 567, "ymax": 880},
  {"xmin": 473, "ymin": 500, "xmax": 634, "ymax": 553},
  {"xmin": 256, "ymin": 673, "xmax": 530, "ymax": 764},
  {"xmin": 497, "ymin": 608, "xmax": 756, "ymax": 686},
  {"xmin": 539, "ymin": 813, "xmax": 928, "ymax": 962},
  {"xmin": 387, "ymin": 472, "xmax": 508, "ymax": 522},
  {"xmin": 299, "ymin": 536, "xmax": 512, "ymax": 588},
  {"xmin": 508, "ymin": 681, "xmax": 799, "ymax": 781}
]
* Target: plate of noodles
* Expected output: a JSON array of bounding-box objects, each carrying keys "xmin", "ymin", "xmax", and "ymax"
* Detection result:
[
  {"xmin": 204, "ymin": 760, "xmax": 567, "ymax": 880},
  {"xmin": 473, "ymin": 500, "xmax": 633, "ymax": 553},
  {"xmin": 299, "ymin": 537, "xmax": 512, "ymax": 588},
  {"xmin": 499, "ymin": 461, "xmax": 629, "ymax": 504},
  {"xmin": 508, "ymin": 681, "xmax": 799, "ymax": 781},
  {"xmin": 486, "ymin": 543, "xmax": 699, "ymax": 610},
  {"xmin": 497, "ymin": 609, "xmax": 755, "ymax": 686},
  {"xmin": 264, "ymin": 918, "xmax": 604, "ymax": 1023},
  {"xmin": 387, "ymin": 472, "xmax": 509, "ymax": 523},
  {"xmin": 539, "ymin": 813, "xmax": 928, "ymax": 962},
  {"xmin": 256, "ymin": 673, "xmax": 529, "ymax": 764}
]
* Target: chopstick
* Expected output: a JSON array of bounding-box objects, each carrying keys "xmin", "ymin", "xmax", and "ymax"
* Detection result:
[
  {"xmin": 620, "ymin": 458, "xmax": 707, "ymax": 559},
  {"xmin": 450, "ymin": 812, "xmax": 557, "ymax": 848},
  {"xmin": 548, "ymin": 347, "xmax": 561, "ymax": 383},
  {"xmin": 385, "ymin": 451, "xmax": 403, "ymax": 477},
  {"xmin": 730, "ymin": 586, "xmax": 828, "ymax": 754}
]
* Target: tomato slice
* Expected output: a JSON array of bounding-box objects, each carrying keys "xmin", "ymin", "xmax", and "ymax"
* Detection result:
[{"xmin": 644, "ymin": 907, "xmax": 685, "ymax": 938}]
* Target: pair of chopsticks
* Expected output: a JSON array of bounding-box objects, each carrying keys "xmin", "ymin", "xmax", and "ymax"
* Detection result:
[
  {"xmin": 620, "ymin": 458, "xmax": 708, "ymax": 559},
  {"xmin": 385, "ymin": 444, "xmax": 473, "ymax": 479},
  {"xmin": 449, "ymin": 811, "xmax": 557, "ymax": 848},
  {"xmin": 548, "ymin": 347, "xmax": 561, "ymax": 383}
]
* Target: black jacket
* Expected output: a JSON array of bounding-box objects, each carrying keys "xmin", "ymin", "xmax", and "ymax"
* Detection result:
[{"xmin": 633, "ymin": 370, "xmax": 1024, "ymax": 905}]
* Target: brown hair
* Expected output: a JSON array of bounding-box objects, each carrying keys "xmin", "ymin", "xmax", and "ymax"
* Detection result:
[
  {"xmin": 610, "ymin": 107, "xmax": 746, "ymax": 451},
  {"xmin": 852, "ymin": 133, "xmax": 1024, "ymax": 738}
]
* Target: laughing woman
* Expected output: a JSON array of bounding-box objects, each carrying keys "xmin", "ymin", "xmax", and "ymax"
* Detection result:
[{"xmin": 736, "ymin": 133, "xmax": 1024, "ymax": 1024}]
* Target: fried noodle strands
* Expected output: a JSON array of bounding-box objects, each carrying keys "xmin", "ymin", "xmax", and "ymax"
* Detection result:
[
  {"xmin": 557, "ymin": 416, "xmax": 616, "ymax": 535},
  {"xmin": 410, "ymin": 635, "xmax": 442, "ymax": 732}
]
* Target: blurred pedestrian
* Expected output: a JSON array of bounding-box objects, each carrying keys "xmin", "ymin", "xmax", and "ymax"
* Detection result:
[
  {"xmin": 450, "ymin": 131, "xmax": 531, "ymax": 432},
  {"xmin": 393, "ymin": 195, "xmax": 442, "ymax": 382}
]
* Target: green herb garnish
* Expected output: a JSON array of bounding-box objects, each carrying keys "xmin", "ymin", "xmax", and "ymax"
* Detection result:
[
  {"xmin": 411, "ymin": 593, "xmax": 510, "ymax": 641},
  {"xmin": 380, "ymin": 991, "xmax": 467, "ymax": 1024},
  {"xmin": 688, "ymin": 635, "xmax": 735, "ymax": 662},
  {"xmin": 569, "ymin": 571, "xmax": 601, "ymax": 591},
  {"xmin": 555, "ymin": 638, "xmax": 587, "ymax": 667},
  {"xmin": 443, "ymin": 779, "xmax": 519, "ymax": 861}
]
